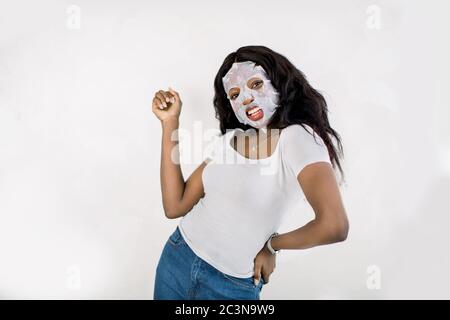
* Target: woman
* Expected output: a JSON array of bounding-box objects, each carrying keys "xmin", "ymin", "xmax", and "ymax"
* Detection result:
[{"xmin": 151, "ymin": 45, "xmax": 349, "ymax": 300}]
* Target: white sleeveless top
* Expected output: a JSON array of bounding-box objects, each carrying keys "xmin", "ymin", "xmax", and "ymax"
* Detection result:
[{"xmin": 178, "ymin": 124, "xmax": 331, "ymax": 278}]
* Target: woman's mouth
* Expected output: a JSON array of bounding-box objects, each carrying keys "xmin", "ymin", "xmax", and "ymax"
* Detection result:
[{"xmin": 245, "ymin": 106, "xmax": 264, "ymax": 121}]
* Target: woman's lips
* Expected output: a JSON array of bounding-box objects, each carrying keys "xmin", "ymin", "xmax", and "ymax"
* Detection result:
[{"xmin": 246, "ymin": 106, "xmax": 264, "ymax": 121}]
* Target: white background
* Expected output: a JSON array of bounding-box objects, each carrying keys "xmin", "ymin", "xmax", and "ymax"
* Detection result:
[{"xmin": 1, "ymin": 0, "xmax": 449, "ymax": 299}]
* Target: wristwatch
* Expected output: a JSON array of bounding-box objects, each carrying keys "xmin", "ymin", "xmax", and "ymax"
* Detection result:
[{"xmin": 266, "ymin": 232, "xmax": 280, "ymax": 255}]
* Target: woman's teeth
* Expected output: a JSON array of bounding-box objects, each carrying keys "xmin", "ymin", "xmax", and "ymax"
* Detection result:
[{"xmin": 246, "ymin": 106, "xmax": 264, "ymax": 121}]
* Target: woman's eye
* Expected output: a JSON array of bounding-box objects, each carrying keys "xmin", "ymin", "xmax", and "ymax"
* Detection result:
[
  {"xmin": 230, "ymin": 93, "xmax": 238, "ymax": 100},
  {"xmin": 252, "ymin": 81, "xmax": 263, "ymax": 88}
]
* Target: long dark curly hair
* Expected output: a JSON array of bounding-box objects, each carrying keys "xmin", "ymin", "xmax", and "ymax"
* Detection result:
[{"xmin": 213, "ymin": 45, "xmax": 345, "ymax": 180}]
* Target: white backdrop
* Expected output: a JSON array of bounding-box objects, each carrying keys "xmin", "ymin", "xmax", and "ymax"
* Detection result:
[{"xmin": 1, "ymin": 0, "xmax": 449, "ymax": 299}]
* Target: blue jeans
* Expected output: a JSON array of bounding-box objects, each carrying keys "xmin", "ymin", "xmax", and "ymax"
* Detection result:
[{"xmin": 154, "ymin": 226, "xmax": 265, "ymax": 300}]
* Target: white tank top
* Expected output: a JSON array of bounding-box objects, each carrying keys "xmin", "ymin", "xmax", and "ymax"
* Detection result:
[{"xmin": 178, "ymin": 124, "xmax": 331, "ymax": 278}]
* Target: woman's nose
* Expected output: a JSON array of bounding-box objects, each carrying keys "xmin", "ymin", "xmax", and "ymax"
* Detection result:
[{"xmin": 243, "ymin": 96, "xmax": 254, "ymax": 106}]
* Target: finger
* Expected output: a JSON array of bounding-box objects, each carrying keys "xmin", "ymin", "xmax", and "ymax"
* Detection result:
[
  {"xmin": 262, "ymin": 271, "xmax": 270, "ymax": 284},
  {"xmin": 155, "ymin": 92, "xmax": 167, "ymax": 108},
  {"xmin": 157, "ymin": 91, "xmax": 169, "ymax": 107},
  {"xmin": 152, "ymin": 97, "xmax": 164, "ymax": 110},
  {"xmin": 168, "ymin": 86, "xmax": 180, "ymax": 101},
  {"xmin": 166, "ymin": 92, "xmax": 176, "ymax": 104},
  {"xmin": 158, "ymin": 90, "xmax": 171, "ymax": 104},
  {"xmin": 253, "ymin": 265, "xmax": 262, "ymax": 285}
]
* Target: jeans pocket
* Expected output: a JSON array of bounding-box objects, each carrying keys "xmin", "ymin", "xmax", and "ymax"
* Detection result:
[{"xmin": 221, "ymin": 273, "xmax": 259, "ymax": 290}]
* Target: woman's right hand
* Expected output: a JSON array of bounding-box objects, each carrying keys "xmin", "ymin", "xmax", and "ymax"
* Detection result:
[{"xmin": 152, "ymin": 87, "xmax": 182, "ymax": 123}]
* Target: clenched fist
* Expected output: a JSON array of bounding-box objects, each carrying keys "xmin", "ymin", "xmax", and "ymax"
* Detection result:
[{"xmin": 152, "ymin": 87, "xmax": 182, "ymax": 123}]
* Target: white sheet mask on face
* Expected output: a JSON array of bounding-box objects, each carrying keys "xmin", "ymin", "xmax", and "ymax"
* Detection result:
[{"xmin": 222, "ymin": 61, "xmax": 280, "ymax": 129}]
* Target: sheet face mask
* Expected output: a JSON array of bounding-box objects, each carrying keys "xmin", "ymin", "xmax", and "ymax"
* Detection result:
[{"xmin": 222, "ymin": 61, "xmax": 280, "ymax": 129}]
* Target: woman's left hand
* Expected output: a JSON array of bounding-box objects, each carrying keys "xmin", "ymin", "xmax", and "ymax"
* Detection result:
[{"xmin": 253, "ymin": 245, "xmax": 276, "ymax": 285}]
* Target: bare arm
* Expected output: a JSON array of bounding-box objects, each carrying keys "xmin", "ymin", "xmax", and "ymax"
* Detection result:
[
  {"xmin": 271, "ymin": 162, "xmax": 349, "ymax": 250},
  {"xmin": 153, "ymin": 87, "xmax": 208, "ymax": 219},
  {"xmin": 253, "ymin": 161, "xmax": 348, "ymax": 285},
  {"xmin": 160, "ymin": 117, "xmax": 207, "ymax": 218}
]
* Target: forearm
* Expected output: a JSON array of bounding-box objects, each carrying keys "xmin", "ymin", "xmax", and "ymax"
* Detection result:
[
  {"xmin": 160, "ymin": 118, "xmax": 185, "ymax": 218},
  {"xmin": 270, "ymin": 217, "xmax": 348, "ymax": 251}
]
